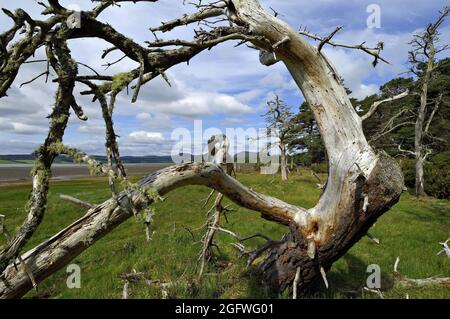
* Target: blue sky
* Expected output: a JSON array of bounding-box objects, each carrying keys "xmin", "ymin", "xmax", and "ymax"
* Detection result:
[{"xmin": 0, "ymin": 0, "xmax": 449, "ymax": 156}]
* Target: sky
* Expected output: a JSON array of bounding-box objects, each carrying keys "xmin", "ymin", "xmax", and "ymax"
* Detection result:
[{"xmin": 0, "ymin": 0, "xmax": 449, "ymax": 157}]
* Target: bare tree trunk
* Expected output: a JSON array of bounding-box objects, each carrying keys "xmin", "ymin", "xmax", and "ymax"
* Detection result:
[
  {"xmin": 280, "ymin": 143, "xmax": 288, "ymax": 181},
  {"xmin": 228, "ymin": 0, "xmax": 404, "ymax": 293},
  {"xmin": 414, "ymin": 156, "xmax": 426, "ymax": 197},
  {"xmin": 414, "ymin": 81, "xmax": 428, "ymax": 198},
  {"xmin": 413, "ymin": 37, "xmax": 435, "ymax": 197}
]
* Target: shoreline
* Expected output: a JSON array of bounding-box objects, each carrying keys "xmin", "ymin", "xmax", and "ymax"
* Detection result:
[{"xmin": 0, "ymin": 163, "xmax": 173, "ymax": 186}]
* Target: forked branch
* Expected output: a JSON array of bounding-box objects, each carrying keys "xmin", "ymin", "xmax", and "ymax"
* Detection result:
[
  {"xmin": 299, "ymin": 27, "xmax": 389, "ymax": 66},
  {"xmin": 361, "ymin": 90, "xmax": 409, "ymax": 121}
]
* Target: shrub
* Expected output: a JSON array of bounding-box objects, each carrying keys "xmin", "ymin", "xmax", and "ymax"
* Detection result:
[
  {"xmin": 310, "ymin": 162, "xmax": 328, "ymax": 174},
  {"xmin": 294, "ymin": 153, "xmax": 312, "ymax": 167},
  {"xmin": 425, "ymin": 151, "xmax": 450, "ymax": 199},
  {"xmin": 399, "ymin": 158, "xmax": 416, "ymax": 189}
]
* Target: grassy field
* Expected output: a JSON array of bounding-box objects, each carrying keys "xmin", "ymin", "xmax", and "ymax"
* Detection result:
[
  {"xmin": 0, "ymin": 171, "xmax": 448, "ymax": 299},
  {"xmin": 0, "ymin": 160, "xmax": 36, "ymax": 164}
]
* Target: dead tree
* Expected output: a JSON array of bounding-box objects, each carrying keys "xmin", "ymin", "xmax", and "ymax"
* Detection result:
[
  {"xmin": 198, "ymin": 134, "xmax": 235, "ymax": 278},
  {"xmin": 402, "ymin": 7, "xmax": 450, "ymax": 197},
  {"xmin": 263, "ymin": 95, "xmax": 293, "ymax": 181},
  {"xmin": 0, "ymin": 0, "xmax": 404, "ymax": 298}
]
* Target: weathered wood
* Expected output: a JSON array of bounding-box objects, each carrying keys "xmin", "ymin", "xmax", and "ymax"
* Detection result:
[
  {"xmin": 59, "ymin": 194, "xmax": 94, "ymax": 210},
  {"xmin": 229, "ymin": 0, "xmax": 404, "ymax": 293}
]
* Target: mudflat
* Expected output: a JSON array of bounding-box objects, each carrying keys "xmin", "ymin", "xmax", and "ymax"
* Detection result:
[{"xmin": 0, "ymin": 163, "xmax": 172, "ymax": 185}]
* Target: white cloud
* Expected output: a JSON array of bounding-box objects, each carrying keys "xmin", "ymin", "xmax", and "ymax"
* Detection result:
[
  {"xmin": 11, "ymin": 123, "xmax": 48, "ymax": 135},
  {"xmin": 221, "ymin": 118, "xmax": 245, "ymax": 126},
  {"xmin": 353, "ymin": 84, "xmax": 379, "ymax": 99},
  {"xmin": 1, "ymin": 0, "xmax": 449, "ymax": 155},
  {"xmin": 115, "ymin": 75, "xmax": 255, "ymax": 119},
  {"xmin": 78, "ymin": 125, "xmax": 105, "ymax": 135},
  {"xmin": 236, "ymin": 89, "xmax": 265, "ymax": 103},
  {"xmin": 136, "ymin": 113, "xmax": 152, "ymax": 121},
  {"xmin": 175, "ymin": 92, "xmax": 253, "ymax": 117},
  {"xmin": 128, "ymin": 131, "xmax": 164, "ymax": 143},
  {"xmin": 120, "ymin": 75, "xmax": 255, "ymax": 118}
]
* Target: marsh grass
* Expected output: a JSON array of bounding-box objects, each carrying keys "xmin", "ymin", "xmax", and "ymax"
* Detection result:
[{"xmin": 0, "ymin": 171, "xmax": 448, "ymax": 299}]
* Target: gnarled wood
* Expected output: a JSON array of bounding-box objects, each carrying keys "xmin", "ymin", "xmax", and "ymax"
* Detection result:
[{"xmin": 227, "ymin": 0, "xmax": 404, "ymax": 293}]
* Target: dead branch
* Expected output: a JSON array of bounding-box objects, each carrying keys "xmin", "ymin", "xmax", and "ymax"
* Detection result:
[
  {"xmin": 361, "ymin": 90, "xmax": 409, "ymax": 121},
  {"xmin": 143, "ymin": 208, "xmax": 155, "ymax": 242},
  {"xmin": 320, "ymin": 266, "xmax": 329, "ymax": 289},
  {"xmin": 211, "ymin": 226, "xmax": 282, "ymax": 267},
  {"xmin": 59, "ymin": 194, "xmax": 94, "ymax": 209},
  {"xmin": 0, "ymin": 35, "xmax": 78, "ymax": 276},
  {"xmin": 366, "ymin": 232, "xmax": 380, "ymax": 245},
  {"xmin": 393, "ymin": 256, "xmax": 450, "ymax": 288},
  {"xmin": 91, "ymin": 0, "xmax": 159, "ymax": 18},
  {"xmin": 397, "ymin": 144, "xmax": 416, "ymax": 157},
  {"xmin": 198, "ymin": 134, "xmax": 239, "ymax": 278},
  {"xmin": 150, "ymin": 6, "xmax": 225, "ymax": 33},
  {"xmin": 198, "ymin": 193, "xmax": 224, "ymax": 279},
  {"xmin": 437, "ymin": 238, "xmax": 450, "ymax": 259},
  {"xmin": 292, "ymin": 266, "xmax": 301, "ymax": 299},
  {"xmin": 424, "ymin": 93, "xmax": 443, "ymax": 134},
  {"xmin": 0, "ymin": 215, "xmax": 37, "ymax": 289},
  {"xmin": 317, "ymin": 26, "xmax": 342, "ymax": 52},
  {"xmin": 202, "ymin": 189, "xmax": 216, "ymax": 209},
  {"xmin": 299, "ymin": 27, "xmax": 389, "ymax": 66},
  {"xmin": 19, "ymin": 71, "xmax": 49, "ymax": 88},
  {"xmin": 363, "ymin": 287, "xmax": 384, "ymax": 299},
  {"xmin": 312, "ymin": 171, "xmax": 325, "ymax": 189}
]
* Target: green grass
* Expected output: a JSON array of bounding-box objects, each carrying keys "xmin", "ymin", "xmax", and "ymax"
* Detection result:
[
  {"xmin": 0, "ymin": 159, "xmax": 34, "ymax": 164},
  {"xmin": 0, "ymin": 171, "xmax": 448, "ymax": 299},
  {"xmin": 14, "ymin": 160, "xmax": 35, "ymax": 164},
  {"xmin": 0, "ymin": 159, "xmax": 15, "ymax": 164}
]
